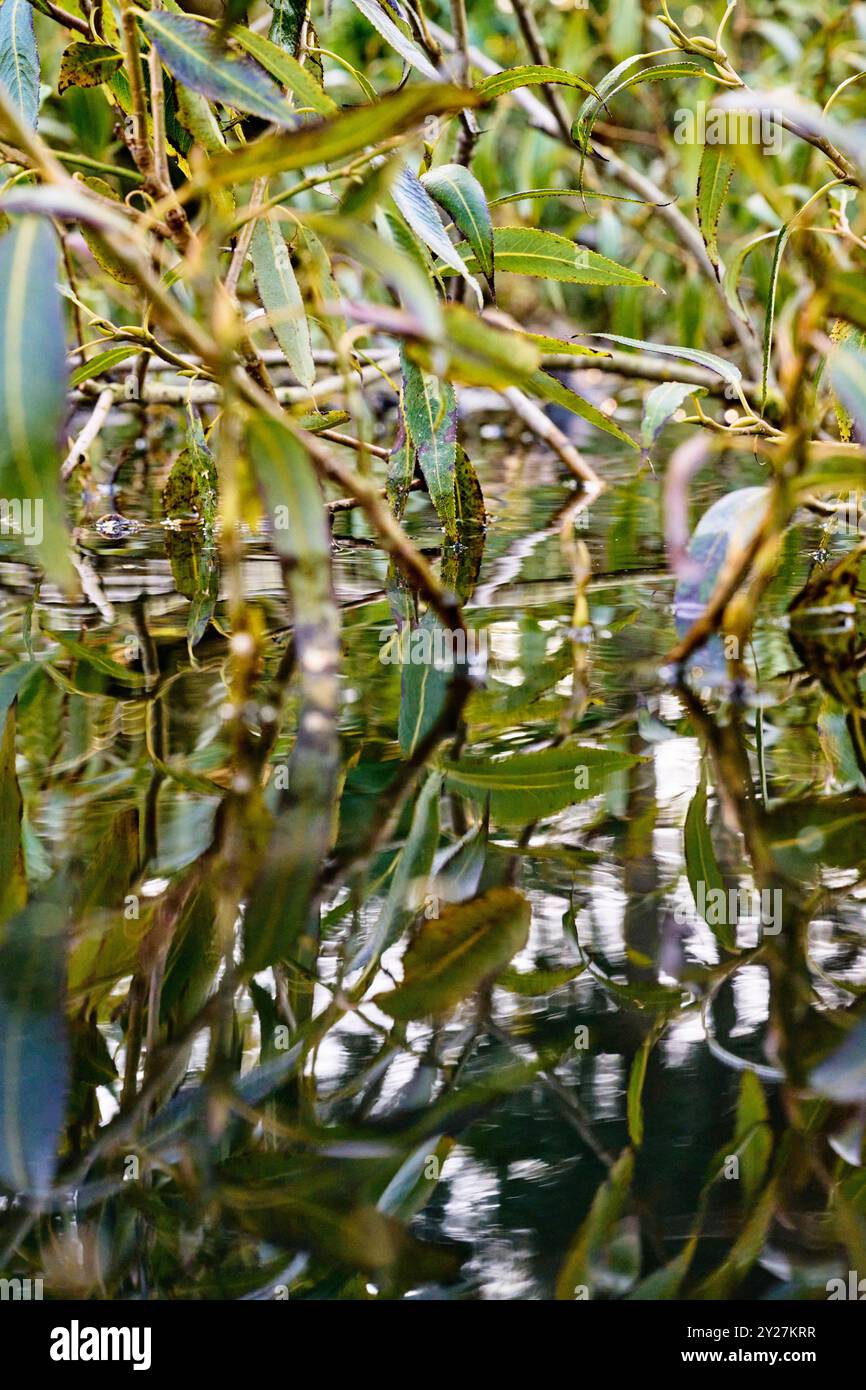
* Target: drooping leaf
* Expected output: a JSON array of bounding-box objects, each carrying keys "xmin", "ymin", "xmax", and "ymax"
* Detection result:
[
  {"xmin": 250, "ymin": 215, "xmax": 315, "ymax": 390},
  {"xmin": 627, "ymin": 1034, "xmax": 653, "ymax": 1147},
  {"xmin": 477, "ymin": 64, "xmax": 597, "ymax": 103},
  {"xmin": 641, "ymin": 380, "xmax": 705, "ymax": 450},
  {"xmin": 0, "ymin": 900, "xmax": 69, "ymax": 1196},
  {"xmin": 735, "ymin": 1071, "xmax": 773, "ymax": 1200},
  {"xmin": 421, "ymin": 163, "xmax": 494, "ymax": 283},
  {"xmin": 392, "ymin": 165, "xmax": 482, "ymax": 308},
  {"xmin": 696, "ymin": 143, "xmax": 735, "ymax": 273},
  {"xmin": 58, "ymin": 41, "xmax": 123, "ymax": 95},
  {"xmin": 162, "ymin": 406, "xmax": 218, "ymax": 526},
  {"xmin": 444, "ymin": 744, "xmax": 642, "ymax": 825},
  {"xmin": 590, "ymin": 333, "xmax": 744, "ymax": 395},
  {"xmin": 453, "ymin": 227, "xmax": 658, "ymax": 289},
  {"xmin": 0, "ymin": 217, "xmax": 72, "ymax": 585},
  {"xmin": 400, "ymin": 349, "xmax": 458, "ymax": 540},
  {"xmin": 573, "ymin": 56, "xmax": 708, "ymax": 160},
  {"xmin": 454, "ymin": 444, "xmax": 485, "ymax": 532},
  {"xmin": 0, "ymin": 0, "xmax": 40, "ymax": 128},
  {"xmin": 205, "ymin": 84, "xmax": 478, "ymax": 186},
  {"xmin": 373, "ymin": 887, "xmax": 531, "ymax": 1020},
  {"xmin": 408, "ymin": 303, "xmax": 539, "ymax": 389},
  {"xmin": 140, "ymin": 12, "xmax": 297, "ymax": 126},
  {"xmin": 527, "ymin": 368, "xmax": 638, "ymax": 449},
  {"xmin": 232, "ymin": 25, "xmax": 337, "ymax": 115},
  {"xmin": 73, "ymin": 174, "xmax": 137, "ymax": 284},
  {"xmin": 346, "ymin": 0, "xmax": 440, "ymax": 81}
]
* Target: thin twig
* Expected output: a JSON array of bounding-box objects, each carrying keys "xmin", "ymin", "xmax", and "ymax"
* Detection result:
[{"xmin": 61, "ymin": 388, "xmax": 115, "ymax": 479}]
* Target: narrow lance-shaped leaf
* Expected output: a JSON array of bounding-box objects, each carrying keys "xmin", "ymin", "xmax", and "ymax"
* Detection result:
[
  {"xmin": 421, "ymin": 163, "xmax": 495, "ymax": 284},
  {"xmin": 0, "ymin": 217, "xmax": 73, "ymax": 586},
  {"xmin": 0, "ymin": 0, "xmax": 40, "ymax": 128},
  {"xmin": 400, "ymin": 349, "xmax": 458, "ymax": 541},
  {"xmin": 477, "ymin": 64, "xmax": 598, "ymax": 103},
  {"xmin": 373, "ymin": 887, "xmax": 531, "ymax": 1020},
  {"xmin": 555, "ymin": 1149, "xmax": 634, "ymax": 1299},
  {"xmin": 445, "ymin": 744, "xmax": 642, "ymax": 825},
  {"xmin": 697, "ymin": 143, "xmax": 735, "ymax": 274},
  {"xmin": 346, "ymin": 0, "xmax": 440, "ymax": 81},
  {"xmin": 528, "ymin": 368, "xmax": 638, "ymax": 449},
  {"xmin": 232, "ymin": 25, "xmax": 337, "ymax": 115},
  {"xmin": 205, "ymin": 84, "xmax": 479, "ymax": 187},
  {"xmin": 452, "ymin": 227, "xmax": 659, "ymax": 290},
  {"xmin": 684, "ymin": 767, "xmax": 734, "ymax": 950},
  {"xmin": 0, "ymin": 901, "xmax": 69, "ymax": 1196},
  {"xmin": 393, "ymin": 165, "xmax": 483, "ymax": 309},
  {"xmin": 140, "ymin": 12, "xmax": 297, "ymax": 126},
  {"xmin": 829, "ymin": 339, "xmax": 866, "ymax": 440},
  {"xmin": 590, "ymin": 332, "xmax": 744, "ymax": 395},
  {"xmin": 250, "ymin": 215, "xmax": 315, "ymax": 390}
]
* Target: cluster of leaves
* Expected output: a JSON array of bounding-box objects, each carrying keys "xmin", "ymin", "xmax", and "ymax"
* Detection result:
[{"xmin": 0, "ymin": 0, "xmax": 865, "ymax": 1299}]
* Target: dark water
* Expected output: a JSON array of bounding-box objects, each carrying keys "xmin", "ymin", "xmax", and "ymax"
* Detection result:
[{"xmin": 1, "ymin": 400, "xmax": 864, "ymax": 1300}]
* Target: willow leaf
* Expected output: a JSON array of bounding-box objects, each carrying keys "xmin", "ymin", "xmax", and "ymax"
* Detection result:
[
  {"xmin": 453, "ymin": 227, "xmax": 658, "ymax": 289},
  {"xmin": 477, "ymin": 64, "xmax": 597, "ymax": 103},
  {"xmin": 141, "ymin": 12, "xmax": 296, "ymax": 126},
  {"xmin": 696, "ymin": 143, "xmax": 735, "ymax": 273},
  {"xmin": 346, "ymin": 0, "xmax": 439, "ymax": 81},
  {"xmin": 250, "ymin": 215, "xmax": 315, "ymax": 390},
  {"xmin": 393, "ymin": 165, "xmax": 482, "ymax": 308},
  {"xmin": 400, "ymin": 350, "xmax": 458, "ymax": 540},
  {"xmin": 0, "ymin": 0, "xmax": 39, "ymax": 127},
  {"xmin": 528, "ymin": 369, "xmax": 637, "ymax": 450},
  {"xmin": 421, "ymin": 163, "xmax": 494, "ymax": 282},
  {"xmin": 232, "ymin": 25, "xmax": 336, "ymax": 115}
]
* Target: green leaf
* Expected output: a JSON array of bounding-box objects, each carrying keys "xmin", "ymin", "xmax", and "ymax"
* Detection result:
[
  {"xmin": 498, "ymin": 962, "xmax": 586, "ymax": 995},
  {"xmin": 73, "ymin": 174, "xmax": 137, "ymax": 285},
  {"xmin": 421, "ymin": 162, "xmax": 494, "ymax": 284},
  {"xmin": 527, "ymin": 369, "xmax": 637, "ymax": 449},
  {"xmin": 735, "ymin": 1072, "xmax": 773, "ymax": 1200},
  {"xmin": 444, "ymin": 744, "xmax": 642, "ymax": 825},
  {"xmin": 387, "ymin": 417, "xmax": 413, "ymax": 520},
  {"xmin": 555, "ymin": 1149, "xmax": 634, "ymax": 1299},
  {"xmin": 400, "ymin": 349, "xmax": 458, "ymax": 540},
  {"xmin": 162, "ymin": 405, "xmax": 217, "ymax": 526},
  {"xmin": 454, "ymin": 444, "xmax": 485, "ymax": 532},
  {"xmin": 231, "ymin": 26, "xmax": 337, "ymax": 116},
  {"xmin": 305, "ymin": 212, "xmax": 441, "ymax": 342},
  {"xmin": 140, "ymin": 12, "xmax": 296, "ymax": 126},
  {"xmin": 573, "ymin": 56, "xmax": 707, "ymax": 158},
  {"xmin": 477, "ymin": 64, "xmax": 597, "ymax": 103},
  {"xmin": 57, "ymin": 41, "xmax": 123, "ymax": 95},
  {"xmin": 393, "ymin": 165, "xmax": 482, "ymax": 308},
  {"xmin": 627, "ymin": 1034, "xmax": 652, "ymax": 1147},
  {"xmin": 829, "ymin": 339, "xmax": 866, "ymax": 440},
  {"xmin": 205, "ymin": 83, "xmax": 477, "ymax": 186},
  {"xmin": 45, "ymin": 631, "xmax": 146, "ymax": 686},
  {"xmin": 590, "ymin": 332, "xmax": 744, "ymax": 394},
  {"xmin": 683, "ymin": 768, "xmax": 734, "ymax": 948},
  {"xmin": 265, "ymin": 0, "xmax": 305, "ymax": 57},
  {"xmin": 761, "ymin": 221, "xmax": 790, "ymax": 411},
  {"xmin": 0, "ymin": 217, "xmax": 72, "ymax": 586},
  {"xmin": 0, "ymin": 900, "xmax": 69, "ymax": 1196},
  {"xmin": 250, "ymin": 215, "xmax": 315, "ymax": 390},
  {"xmin": 373, "ymin": 886, "xmax": 531, "ymax": 1020},
  {"xmin": 641, "ymin": 380, "xmax": 705, "ymax": 450},
  {"xmin": 0, "ymin": 0, "xmax": 39, "ymax": 127},
  {"xmin": 70, "ymin": 345, "xmax": 138, "ymax": 388},
  {"xmin": 696, "ymin": 143, "xmax": 735, "ymax": 273},
  {"xmin": 453, "ymin": 227, "xmax": 658, "ymax": 289},
  {"xmin": 346, "ymin": 0, "xmax": 440, "ymax": 82}
]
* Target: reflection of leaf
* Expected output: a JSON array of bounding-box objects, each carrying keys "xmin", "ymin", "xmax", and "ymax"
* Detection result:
[
  {"xmin": 766, "ymin": 797, "xmax": 866, "ymax": 878},
  {"xmin": 0, "ymin": 704, "xmax": 26, "ymax": 929},
  {"xmin": 696, "ymin": 144, "xmax": 735, "ymax": 272},
  {"xmin": 684, "ymin": 768, "xmax": 733, "ymax": 950},
  {"xmin": 0, "ymin": 901, "xmax": 69, "ymax": 1196},
  {"xmin": 555, "ymin": 1149, "xmax": 634, "ymax": 1299},
  {"xmin": 374, "ymin": 886, "xmax": 530, "ymax": 1020},
  {"xmin": 735, "ymin": 1071, "xmax": 773, "ymax": 1200},
  {"xmin": 444, "ymin": 744, "xmax": 641, "ymax": 825}
]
